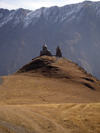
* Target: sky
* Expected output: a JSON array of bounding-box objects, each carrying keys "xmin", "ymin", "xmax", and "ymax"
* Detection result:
[{"xmin": 0, "ymin": 0, "xmax": 99, "ymax": 10}]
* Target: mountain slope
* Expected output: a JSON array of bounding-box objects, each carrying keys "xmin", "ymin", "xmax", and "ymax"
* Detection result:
[
  {"xmin": 0, "ymin": 55, "xmax": 100, "ymax": 104},
  {"xmin": 0, "ymin": 55, "xmax": 97, "ymax": 105},
  {"xmin": 0, "ymin": 55, "xmax": 100, "ymax": 132},
  {"xmin": 0, "ymin": 1, "xmax": 100, "ymax": 79}
]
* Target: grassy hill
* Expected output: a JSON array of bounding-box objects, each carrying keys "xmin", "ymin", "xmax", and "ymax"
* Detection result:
[{"xmin": 0, "ymin": 56, "xmax": 100, "ymax": 132}]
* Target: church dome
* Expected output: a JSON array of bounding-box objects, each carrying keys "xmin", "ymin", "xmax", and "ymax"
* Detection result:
[{"xmin": 43, "ymin": 44, "xmax": 47, "ymax": 50}]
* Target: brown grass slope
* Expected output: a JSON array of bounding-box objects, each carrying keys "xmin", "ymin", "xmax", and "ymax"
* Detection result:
[
  {"xmin": 0, "ymin": 103, "xmax": 100, "ymax": 133},
  {"xmin": 16, "ymin": 55, "xmax": 100, "ymax": 91},
  {"xmin": 0, "ymin": 55, "xmax": 100, "ymax": 133}
]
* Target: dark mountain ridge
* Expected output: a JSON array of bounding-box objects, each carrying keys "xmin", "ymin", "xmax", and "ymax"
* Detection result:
[{"xmin": 0, "ymin": 1, "xmax": 100, "ymax": 79}]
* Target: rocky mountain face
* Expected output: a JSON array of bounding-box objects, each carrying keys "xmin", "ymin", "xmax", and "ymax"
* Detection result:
[{"xmin": 0, "ymin": 1, "xmax": 100, "ymax": 79}]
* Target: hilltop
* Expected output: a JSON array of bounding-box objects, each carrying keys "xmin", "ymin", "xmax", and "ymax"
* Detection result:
[
  {"xmin": 0, "ymin": 55, "xmax": 99, "ymax": 105},
  {"xmin": 0, "ymin": 55, "xmax": 100, "ymax": 132},
  {"xmin": 16, "ymin": 55, "xmax": 100, "ymax": 91}
]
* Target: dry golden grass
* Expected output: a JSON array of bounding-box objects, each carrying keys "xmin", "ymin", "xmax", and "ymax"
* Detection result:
[
  {"xmin": 0, "ymin": 75, "xmax": 100, "ymax": 105},
  {"xmin": 0, "ymin": 103, "xmax": 100, "ymax": 133},
  {"xmin": 0, "ymin": 56, "xmax": 100, "ymax": 132}
]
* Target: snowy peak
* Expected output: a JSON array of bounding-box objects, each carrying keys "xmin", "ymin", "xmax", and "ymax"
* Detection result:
[
  {"xmin": 13, "ymin": 8, "xmax": 30, "ymax": 26},
  {"xmin": 43, "ymin": 6, "xmax": 59, "ymax": 23},
  {"xmin": 0, "ymin": 9, "xmax": 15, "ymax": 27},
  {"xmin": 0, "ymin": 8, "xmax": 30, "ymax": 27},
  {"xmin": 0, "ymin": 1, "xmax": 100, "ymax": 28},
  {"xmin": 59, "ymin": 1, "xmax": 100, "ymax": 23},
  {"xmin": 23, "ymin": 7, "xmax": 44, "ymax": 27}
]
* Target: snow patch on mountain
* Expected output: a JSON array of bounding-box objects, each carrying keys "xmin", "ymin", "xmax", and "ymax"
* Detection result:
[
  {"xmin": 59, "ymin": 3, "xmax": 83, "ymax": 23},
  {"xmin": 43, "ymin": 8, "xmax": 51, "ymax": 19},
  {"xmin": 43, "ymin": 6, "xmax": 59, "ymax": 24},
  {"xmin": 23, "ymin": 8, "xmax": 43, "ymax": 28},
  {"xmin": 13, "ymin": 15, "xmax": 25, "ymax": 27},
  {"xmin": 13, "ymin": 10, "xmax": 28, "ymax": 27},
  {"xmin": 0, "ymin": 10, "xmax": 16, "ymax": 27}
]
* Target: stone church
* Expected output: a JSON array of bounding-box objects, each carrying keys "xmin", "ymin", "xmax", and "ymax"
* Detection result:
[
  {"xmin": 40, "ymin": 44, "xmax": 62, "ymax": 57},
  {"xmin": 40, "ymin": 44, "xmax": 52, "ymax": 56}
]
